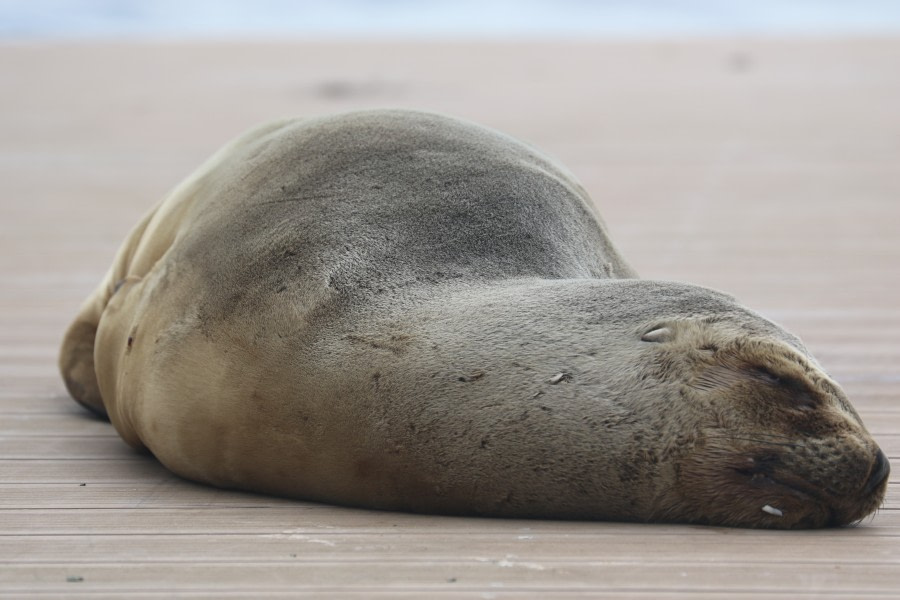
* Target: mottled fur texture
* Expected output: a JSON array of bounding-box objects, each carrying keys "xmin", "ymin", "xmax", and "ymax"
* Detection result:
[{"xmin": 60, "ymin": 110, "xmax": 889, "ymax": 528}]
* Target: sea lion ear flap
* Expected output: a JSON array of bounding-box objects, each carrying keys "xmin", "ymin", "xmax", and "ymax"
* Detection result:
[{"xmin": 641, "ymin": 326, "xmax": 673, "ymax": 343}]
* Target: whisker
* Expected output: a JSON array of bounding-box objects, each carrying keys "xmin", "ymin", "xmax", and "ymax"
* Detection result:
[
  {"xmin": 704, "ymin": 434, "xmax": 801, "ymax": 449},
  {"xmin": 747, "ymin": 432, "xmax": 799, "ymax": 441},
  {"xmin": 706, "ymin": 429, "xmax": 797, "ymax": 441}
]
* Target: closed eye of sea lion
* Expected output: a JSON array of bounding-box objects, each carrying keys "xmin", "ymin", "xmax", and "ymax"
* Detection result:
[{"xmin": 59, "ymin": 109, "xmax": 889, "ymax": 528}]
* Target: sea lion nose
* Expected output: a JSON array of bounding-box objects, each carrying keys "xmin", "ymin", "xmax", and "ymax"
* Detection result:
[{"xmin": 863, "ymin": 448, "xmax": 890, "ymax": 495}]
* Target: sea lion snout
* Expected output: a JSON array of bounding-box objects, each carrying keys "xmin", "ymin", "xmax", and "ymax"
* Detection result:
[
  {"xmin": 742, "ymin": 432, "xmax": 889, "ymax": 528},
  {"xmin": 660, "ymin": 321, "xmax": 889, "ymax": 528},
  {"xmin": 865, "ymin": 449, "xmax": 891, "ymax": 495}
]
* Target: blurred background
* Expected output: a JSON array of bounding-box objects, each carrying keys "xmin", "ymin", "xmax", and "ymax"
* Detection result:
[
  {"xmin": 3, "ymin": 0, "xmax": 900, "ymax": 39},
  {"xmin": 2, "ymin": 0, "xmax": 899, "ymax": 321}
]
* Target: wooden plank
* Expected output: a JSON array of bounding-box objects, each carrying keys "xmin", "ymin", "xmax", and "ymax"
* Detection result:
[
  {"xmin": 3, "ymin": 594, "xmax": 895, "ymax": 600},
  {"xmin": 2, "ymin": 561, "xmax": 899, "ymax": 594},
  {"xmin": 0, "ymin": 414, "xmax": 119, "ymax": 437},
  {"xmin": 0, "ymin": 482, "xmax": 289, "ymax": 509},
  {"xmin": 0, "ymin": 459, "xmax": 169, "ymax": 483},
  {"xmin": 0, "ymin": 378, "xmax": 69, "ymax": 398},
  {"xmin": 1, "ymin": 507, "xmax": 897, "ymax": 535},
  {"xmin": 2, "ymin": 532, "xmax": 899, "ymax": 564},
  {"xmin": 0, "ymin": 436, "xmax": 137, "ymax": 460},
  {"xmin": 879, "ymin": 433, "xmax": 899, "ymax": 458},
  {"xmin": 0, "ymin": 395, "xmax": 82, "ymax": 415}
]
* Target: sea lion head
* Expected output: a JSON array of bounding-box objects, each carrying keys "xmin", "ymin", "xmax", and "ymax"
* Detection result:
[{"xmin": 637, "ymin": 316, "xmax": 889, "ymax": 528}]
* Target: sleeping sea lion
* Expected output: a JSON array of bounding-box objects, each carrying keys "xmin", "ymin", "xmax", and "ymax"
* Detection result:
[{"xmin": 59, "ymin": 109, "xmax": 889, "ymax": 528}]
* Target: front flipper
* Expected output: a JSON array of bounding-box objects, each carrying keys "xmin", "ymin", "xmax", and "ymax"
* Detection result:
[
  {"xmin": 60, "ymin": 304, "xmax": 107, "ymax": 418},
  {"xmin": 59, "ymin": 208, "xmax": 158, "ymax": 419}
]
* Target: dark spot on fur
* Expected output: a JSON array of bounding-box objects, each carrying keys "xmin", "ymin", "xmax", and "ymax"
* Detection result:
[
  {"xmin": 458, "ymin": 371, "xmax": 485, "ymax": 383},
  {"xmin": 346, "ymin": 333, "xmax": 412, "ymax": 355},
  {"xmin": 125, "ymin": 327, "xmax": 138, "ymax": 354},
  {"xmin": 618, "ymin": 459, "xmax": 641, "ymax": 483},
  {"xmin": 354, "ymin": 459, "xmax": 372, "ymax": 478}
]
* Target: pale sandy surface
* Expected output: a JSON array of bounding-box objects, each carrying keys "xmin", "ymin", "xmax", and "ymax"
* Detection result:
[{"xmin": 0, "ymin": 38, "xmax": 898, "ymax": 597}]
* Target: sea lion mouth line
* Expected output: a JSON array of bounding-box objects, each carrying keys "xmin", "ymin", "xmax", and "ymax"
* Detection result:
[
  {"xmin": 727, "ymin": 465, "xmax": 855, "ymax": 527},
  {"xmin": 733, "ymin": 466, "xmax": 824, "ymax": 504}
]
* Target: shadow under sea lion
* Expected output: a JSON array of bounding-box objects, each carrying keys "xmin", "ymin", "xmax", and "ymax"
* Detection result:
[{"xmin": 60, "ymin": 109, "xmax": 889, "ymax": 528}]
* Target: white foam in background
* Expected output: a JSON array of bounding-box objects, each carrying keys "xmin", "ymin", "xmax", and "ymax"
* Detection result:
[{"xmin": 3, "ymin": 0, "xmax": 900, "ymax": 39}]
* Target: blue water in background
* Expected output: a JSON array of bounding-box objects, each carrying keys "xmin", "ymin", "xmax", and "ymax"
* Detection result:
[{"xmin": 3, "ymin": 0, "xmax": 900, "ymax": 39}]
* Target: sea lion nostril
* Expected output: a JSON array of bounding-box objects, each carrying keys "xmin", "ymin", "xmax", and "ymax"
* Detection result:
[{"xmin": 863, "ymin": 449, "xmax": 890, "ymax": 495}]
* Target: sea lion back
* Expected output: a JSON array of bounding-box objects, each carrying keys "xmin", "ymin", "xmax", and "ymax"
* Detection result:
[{"xmin": 176, "ymin": 110, "xmax": 638, "ymax": 321}]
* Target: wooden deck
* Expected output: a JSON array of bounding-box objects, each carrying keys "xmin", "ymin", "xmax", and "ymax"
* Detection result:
[{"xmin": 1, "ymin": 38, "xmax": 898, "ymax": 597}]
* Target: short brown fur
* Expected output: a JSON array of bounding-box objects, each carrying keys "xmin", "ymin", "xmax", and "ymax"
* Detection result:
[{"xmin": 60, "ymin": 110, "xmax": 888, "ymax": 528}]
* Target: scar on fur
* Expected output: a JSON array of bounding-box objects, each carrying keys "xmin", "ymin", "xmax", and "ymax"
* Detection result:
[
  {"xmin": 458, "ymin": 371, "xmax": 485, "ymax": 382},
  {"xmin": 641, "ymin": 327, "xmax": 673, "ymax": 343},
  {"xmin": 549, "ymin": 372, "xmax": 572, "ymax": 384}
]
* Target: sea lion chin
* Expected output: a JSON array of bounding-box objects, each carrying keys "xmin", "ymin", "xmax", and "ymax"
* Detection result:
[{"xmin": 59, "ymin": 109, "xmax": 888, "ymax": 528}]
